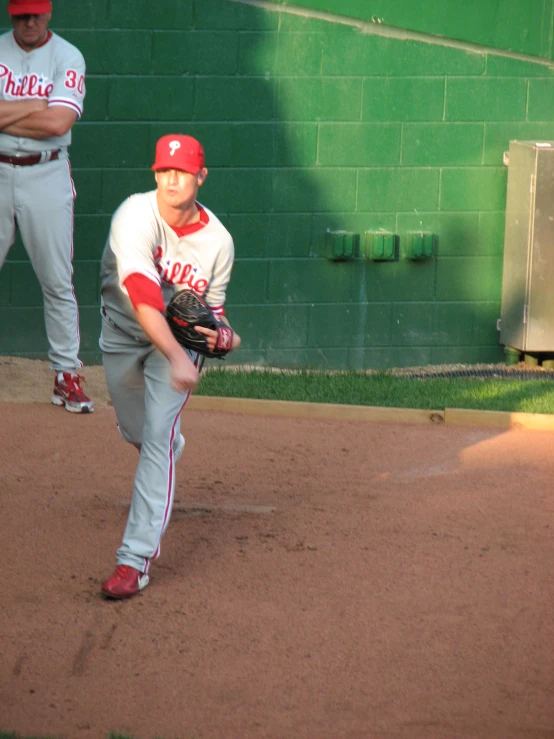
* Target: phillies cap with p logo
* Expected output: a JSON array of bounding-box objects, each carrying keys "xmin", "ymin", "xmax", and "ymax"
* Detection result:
[
  {"xmin": 7, "ymin": 0, "xmax": 52, "ymax": 14},
  {"xmin": 151, "ymin": 134, "xmax": 205, "ymax": 175}
]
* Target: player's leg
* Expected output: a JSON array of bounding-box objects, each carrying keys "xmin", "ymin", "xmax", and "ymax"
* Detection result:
[
  {"xmin": 100, "ymin": 319, "xmax": 148, "ymax": 448},
  {"xmin": 115, "ymin": 347, "xmax": 197, "ymax": 573},
  {"xmin": 0, "ymin": 162, "xmax": 17, "ymax": 270},
  {"xmin": 100, "ymin": 321, "xmax": 152, "ymax": 598},
  {"xmin": 102, "ymin": 325, "xmax": 184, "ymax": 457},
  {"xmin": 14, "ymin": 159, "xmax": 82, "ymax": 371},
  {"xmin": 100, "ymin": 325, "xmax": 192, "ymax": 598}
]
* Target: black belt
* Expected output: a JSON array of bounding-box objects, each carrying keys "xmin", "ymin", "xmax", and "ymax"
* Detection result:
[{"xmin": 0, "ymin": 149, "xmax": 60, "ymax": 166}]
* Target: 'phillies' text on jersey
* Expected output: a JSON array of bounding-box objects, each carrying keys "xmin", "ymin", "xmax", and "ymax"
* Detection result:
[{"xmin": 152, "ymin": 245, "xmax": 209, "ymax": 293}]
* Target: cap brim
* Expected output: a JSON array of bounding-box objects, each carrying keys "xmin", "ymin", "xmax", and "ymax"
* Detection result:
[{"xmin": 151, "ymin": 162, "xmax": 201, "ymax": 175}]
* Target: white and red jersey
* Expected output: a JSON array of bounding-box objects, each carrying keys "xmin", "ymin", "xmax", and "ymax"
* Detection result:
[
  {"xmin": 101, "ymin": 190, "xmax": 235, "ymax": 339},
  {"xmin": 0, "ymin": 29, "xmax": 85, "ymax": 154}
]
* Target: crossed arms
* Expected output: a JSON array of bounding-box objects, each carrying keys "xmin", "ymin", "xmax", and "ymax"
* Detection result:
[{"xmin": 0, "ymin": 99, "xmax": 77, "ymax": 138}]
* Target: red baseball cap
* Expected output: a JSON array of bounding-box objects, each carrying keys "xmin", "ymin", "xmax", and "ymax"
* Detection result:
[
  {"xmin": 8, "ymin": 0, "xmax": 52, "ymax": 14},
  {"xmin": 151, "ymin": 134, "xmax": 205, "ymax": 175}
]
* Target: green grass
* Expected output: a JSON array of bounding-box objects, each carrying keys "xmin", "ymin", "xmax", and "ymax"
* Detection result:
[{"xmin": 197, "ymin": 367, "xmax": 554, "ymax": 414}]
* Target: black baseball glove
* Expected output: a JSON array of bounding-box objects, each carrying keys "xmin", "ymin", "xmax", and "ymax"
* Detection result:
[{"xmin": 165, "ymin": 289, "xmax": 234, "ymax": 359}]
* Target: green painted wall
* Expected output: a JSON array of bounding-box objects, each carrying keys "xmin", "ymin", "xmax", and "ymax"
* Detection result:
[
  {"xmin": 2, "ymin": 0, "xmax": 554, "ymax": 369},
  {"xmin": 268, "ymin": 0, "xmax": 554, "ymax": 59}
]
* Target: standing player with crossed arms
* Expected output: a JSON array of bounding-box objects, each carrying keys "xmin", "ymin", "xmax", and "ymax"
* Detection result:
[
  {"xmin": 0, "ymin": 0, "xmax": 93, "ymax": 412},
  {"xmin": 100, "ymin": 134, "xmax": 241, "ymax": 599}
]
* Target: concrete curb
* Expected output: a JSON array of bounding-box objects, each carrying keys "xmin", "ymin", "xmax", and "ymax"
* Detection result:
[
  {"xmin": 444, "ymin": 407, "xmax": 554, "ymax": 430},
  {"xmin": 187, "ymin": 396, "xmax": 554, "ymax": 430}
]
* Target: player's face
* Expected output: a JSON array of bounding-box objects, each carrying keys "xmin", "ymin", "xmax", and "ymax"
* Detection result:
[
  {"xmin": 155, "ymin": 168, "xmax": 207, "ymax": 210},
  {"xmin": 11, "ymin": 12, "xmax": 51, "ymax": 50}
]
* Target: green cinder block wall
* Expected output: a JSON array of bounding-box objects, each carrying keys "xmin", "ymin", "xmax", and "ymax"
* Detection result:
[
  {"xmin": 2, "ymin": 0, "xmax": 554, "ymax": 369},
  {"xmin": 267, "ymin": 0, "xmax": 554, "ymax": 59}
]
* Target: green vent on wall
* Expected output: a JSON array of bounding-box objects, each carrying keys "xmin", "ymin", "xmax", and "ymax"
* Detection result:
[
  {"xmin": 364, "ymin": 231, "xmax": 398, "ymax": 261},
  {"xmin": 404, "ymin": 232, "xmax": 436, "ymax": 260},
  {"xmin": 325, "ymin": 231, "xmax": 360, "ymax": 261}
]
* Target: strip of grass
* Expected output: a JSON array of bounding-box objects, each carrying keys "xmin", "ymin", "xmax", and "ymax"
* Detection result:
[{"xmin": 197, "ymin": 368, "xmax": 554, "ymax": 414}]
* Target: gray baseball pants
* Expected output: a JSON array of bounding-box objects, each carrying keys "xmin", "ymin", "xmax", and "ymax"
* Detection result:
[
  {"xmin": 0, "ymin": 156, "xmax": 81, "ymax": 370},
  {"xmin": 100, "ymin": 317, "xmax": 199, "ymax": 574}
]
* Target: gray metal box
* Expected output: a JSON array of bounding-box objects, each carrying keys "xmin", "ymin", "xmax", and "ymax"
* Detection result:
[{"xmin": 500, "ymin": 140, "xmax": 554, "ymax": 352}]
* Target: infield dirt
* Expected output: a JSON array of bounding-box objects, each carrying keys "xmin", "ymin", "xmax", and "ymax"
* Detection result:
[{"xmin": 1, "ymin": 357, "xmax": 553, "ymax": 739}]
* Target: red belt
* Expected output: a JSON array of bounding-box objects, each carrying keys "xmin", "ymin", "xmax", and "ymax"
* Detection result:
[{"xmin": 0, "ymin": 149, "xmax": 60, "ymax": 166}]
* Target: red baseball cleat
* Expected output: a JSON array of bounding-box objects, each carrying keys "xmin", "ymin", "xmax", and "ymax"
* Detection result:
[
  {"xmin": 101, "ymin": 565, "xmax": 149, "ymax": 599},
  {"xmin": 52, "ymin": 372, "xmax": 94, "ymax": 413}
]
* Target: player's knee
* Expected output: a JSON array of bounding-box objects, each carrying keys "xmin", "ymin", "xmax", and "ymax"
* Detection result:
[{"xmin": 116, "ymin": 423, "xmax": 141, "ymax": 449}]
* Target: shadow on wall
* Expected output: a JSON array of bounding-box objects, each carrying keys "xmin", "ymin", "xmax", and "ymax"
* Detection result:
[
  {"xmin": 219, "ymin": 5, "xmax": 347, "ymax": 368},
  {"xmin": 144, "ymin": 1, "xmax": 348, "ymax": 369},
  {"xmin": 0, "ymin": 1, "xmax": 346, "ymax": 366}
]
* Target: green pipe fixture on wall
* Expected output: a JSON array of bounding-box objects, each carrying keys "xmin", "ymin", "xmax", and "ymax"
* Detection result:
[{"xmin": 326, "ymin": 230, "xmax": 436, "ymax": 262}]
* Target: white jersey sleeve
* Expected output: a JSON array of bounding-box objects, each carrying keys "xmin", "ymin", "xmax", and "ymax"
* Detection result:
[
  {"xmin": 48, "ymin": 35, "xmax": 86, "ymax": 118},
  {"xmin": 204, "ymin": 230, "xmax": 235, "ymax": 313},
  {"xmin": 109, "ymin": 194, "xmax": 161, "ymax": 289}
]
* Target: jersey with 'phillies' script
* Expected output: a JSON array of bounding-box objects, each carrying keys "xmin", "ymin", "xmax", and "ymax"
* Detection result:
[
  {"xmin": 100, "ymin": 190, "xmax": 235, "ymax": 341},
  {"xmin": 0, "ymin": 30, "xmax": 85, "ymax": 155}
]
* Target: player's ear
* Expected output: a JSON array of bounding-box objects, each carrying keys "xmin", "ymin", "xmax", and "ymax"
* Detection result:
[{"xmin": 197, "ymin": 168, "xmax": 208, "ymax": 187}]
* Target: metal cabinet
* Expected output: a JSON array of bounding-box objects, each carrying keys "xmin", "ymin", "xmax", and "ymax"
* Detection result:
[{"xmin": 500, "ymin": 140, "xmax": 554, "ymax": 353}]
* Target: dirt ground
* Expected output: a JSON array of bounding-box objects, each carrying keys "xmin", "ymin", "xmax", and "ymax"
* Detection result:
[{"xmin": 0, "ymin": 357, "xmax": 553, "ymax": 739}]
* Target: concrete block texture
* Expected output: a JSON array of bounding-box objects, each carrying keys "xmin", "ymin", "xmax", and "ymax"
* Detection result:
[{"xmin": 2, "ymin": 0, "xmax": 551, "ymax": 370}]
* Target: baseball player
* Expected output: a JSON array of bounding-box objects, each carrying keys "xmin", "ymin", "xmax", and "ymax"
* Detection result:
[
  {"xmin": 0, "ymin": 0, "xmax": 93, "ymax": 412},
  {"xmin": 100, "ymin": 134, "xmax": 241, "ymax": 599}
]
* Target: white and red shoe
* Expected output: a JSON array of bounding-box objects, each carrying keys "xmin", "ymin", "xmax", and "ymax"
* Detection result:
[
  {"xmin": 52, "ymin": 372, "xmax": 94, "ymax": 414},
  {"xmin": 101, "ymin": 565, "xmax": 149, "ymax": 599}
]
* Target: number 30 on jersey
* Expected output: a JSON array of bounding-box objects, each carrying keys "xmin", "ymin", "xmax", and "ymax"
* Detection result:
[{"xmin": 65, "ymin": 69, "xmax": 84, "ymax": 93}]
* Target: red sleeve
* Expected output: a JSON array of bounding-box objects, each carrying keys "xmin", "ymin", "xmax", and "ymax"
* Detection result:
[{"xmin": 123, "ymin": 273, "xmax": 166, "ymax": 312}]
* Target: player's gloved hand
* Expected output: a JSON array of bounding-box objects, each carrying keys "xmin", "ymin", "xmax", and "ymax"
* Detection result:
[
  {"xmin": 195, "ymin": 325, "xmax": 241, "ymax": 353},
  {"xmin": 169, "ymin": 350, "xmax": 200, "ymax": 394},
  {"xmin": 165, "ymin": 290, "xmax": 236, "ymax": 359}
]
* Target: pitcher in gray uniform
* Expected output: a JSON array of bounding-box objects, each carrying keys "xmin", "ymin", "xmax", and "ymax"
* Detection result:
[
  {"xmin": 100, "ymin": 134, "xmax": 241, "ymax": 599},
  {"xmin": 0, "ymin": 0, "xmax": 93, "ymax": 412}
]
